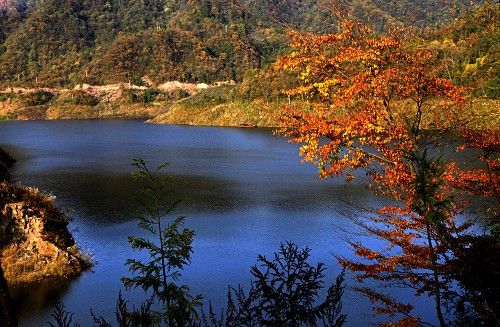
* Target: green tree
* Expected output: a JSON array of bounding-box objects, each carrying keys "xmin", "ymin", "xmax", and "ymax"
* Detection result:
[{"xmin": 122, "ymin": 158, "xmax": 202, "ymax": 326}]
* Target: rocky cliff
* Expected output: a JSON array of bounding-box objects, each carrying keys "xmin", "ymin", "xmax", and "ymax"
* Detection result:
[
  {"xmin": 0, "ymin": 182, "xmax": 91, "ymax": 285},
  {"xmin": 0, "ymin": 147, "xmax": 90, "ymax": 286}
]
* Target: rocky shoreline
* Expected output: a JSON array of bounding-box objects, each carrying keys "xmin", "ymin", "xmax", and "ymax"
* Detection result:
[
  {"xmin": 0, "ymin": 83, "xmax": 282, "ymax": 127},
  {"xmin": 0, "ymin": 148, "xmax": 90, "ymax": 286},
  {"xmin": 1, "ymin": 85, "xmax": 499, "ymax": 129}
]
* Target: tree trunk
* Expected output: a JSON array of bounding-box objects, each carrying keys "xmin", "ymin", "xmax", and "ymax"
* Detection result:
[{"xmin": 425, "ymin": 220, "xmax": 447, "ymax": 327}]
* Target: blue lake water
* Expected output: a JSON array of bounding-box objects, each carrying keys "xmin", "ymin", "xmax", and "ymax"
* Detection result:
[{"xmin": 0, "ymin": 120, "xmax": 442, "ymax": 326}]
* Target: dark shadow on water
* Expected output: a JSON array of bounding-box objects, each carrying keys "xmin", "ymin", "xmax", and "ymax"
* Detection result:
[
  {"xmin": 10, "ymin": 277, "xmax": 73, "ymax": 321},
  {"xmin": 14, "ymin": 173, "xmax": 247, "ymax": 224},
  {"xmin": 12, "ymin": 171, "xmax": 374, "ymax": 225}
]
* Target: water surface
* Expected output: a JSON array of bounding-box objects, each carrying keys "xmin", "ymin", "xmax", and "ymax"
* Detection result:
[{"xmin": 0, "ymin": 120, "xmax": 439, "ymax": 326}]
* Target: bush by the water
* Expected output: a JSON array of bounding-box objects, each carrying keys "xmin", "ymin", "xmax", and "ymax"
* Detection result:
[{"xmin": 51, "ymin": 242, "xmax": 347, "ymax": 327}]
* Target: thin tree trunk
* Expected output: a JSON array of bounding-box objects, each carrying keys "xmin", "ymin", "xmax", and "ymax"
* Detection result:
[
  {"xmin": 425, "ymin": 220, "xmax": 447, "ymax": 327},
  {"xmin": 155, "ymin": 193, "xmax": 171, "ymax": 326}
]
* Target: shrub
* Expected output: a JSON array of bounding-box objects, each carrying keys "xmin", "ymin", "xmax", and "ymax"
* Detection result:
[
  {"xmin": 21, "ymin": 90, "xmax": 54, "ymax": 106},
  {"xmin": 127, "ymin": 89, "xmax": 161, "ymax": 104},
  {"xmin": 131, "ymin": 76, "xmax": 149, "ymax": 87},
  {"xmin": 127, "ymin": 90, "xmax": 140, "ymax": 103},
  {"xmin": 68, "ymin": 90, "xmax": 100, "ymax": 106},
  {"xmin": 122, "ymin": 159, "xmax": 201, "ymax": 325},
  {"xmin": 0, "ymin": 92, "xmax": 17, "ymax": 102},
  {"xmin": 141, "ymin": 89, "xmax": 160, "ymax": 103}
]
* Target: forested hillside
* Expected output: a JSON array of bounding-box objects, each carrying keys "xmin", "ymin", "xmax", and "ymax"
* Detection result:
[
  {"xmin": 0, "ymin": 0, "xmax": 483, "ymax": 88},
  {"xmin": 429, "ymin": 1, "xmax": 499, "ymax": 98}
]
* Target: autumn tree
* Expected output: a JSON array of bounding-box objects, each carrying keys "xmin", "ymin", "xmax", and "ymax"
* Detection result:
[
  {"xmin": 277, "ymin": 18, "xmax": 498, "ymax": 326},
  {"xmin": 449, "ymin": 129, "xmax": 500, "ymax": 324}
]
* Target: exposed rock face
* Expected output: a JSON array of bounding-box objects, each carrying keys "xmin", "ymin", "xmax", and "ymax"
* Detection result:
[
  {"xmin": 0, "ymin": 145, "xmax": 89, "ymax": 324},
  {"xmin": 0, "ymin": 182, "xmax": 90, "ymax": 285}
]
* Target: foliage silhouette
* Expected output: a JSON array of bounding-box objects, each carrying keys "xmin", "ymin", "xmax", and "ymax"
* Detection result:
[
  {"xmin": 201, "ymin": 242, "xmax": 346, "ymax": 327},
  {"xmin": 91, "ymin": 292, "xmax": 156, "ymax": 327},
  {"xmin": 48, "ymin": 241, "xmax": 347, "ymax": 326},
  {"xmin": 48, "ymin": 302, "xmax": 80, "ymax": 327}
]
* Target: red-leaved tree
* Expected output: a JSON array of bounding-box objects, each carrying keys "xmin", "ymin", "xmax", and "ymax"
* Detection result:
[{"xmin": 277, "ymin": 18, "xmax": 499, "ymax": 326}]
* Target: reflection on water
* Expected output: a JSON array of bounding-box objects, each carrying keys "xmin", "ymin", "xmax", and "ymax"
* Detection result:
[
  {"xmin": 17, "ymin": 172, "xmax": 375, "ymax": 225},
  {"xmin": 0, "ymin": 120, "xmax": 439, "ymax": 326},
  {"xmin": 10, "ymin": 278, "xmax": 73, "ymax": 319}
]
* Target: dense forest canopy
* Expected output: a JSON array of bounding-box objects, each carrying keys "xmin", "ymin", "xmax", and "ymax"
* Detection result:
[
  {"xmin": 0, "ymin": 0, "xmax": 489, "ymax": 89},
  {"xmin": 430, "ymin": 1, "xmax": 500, "ymax": 98}
]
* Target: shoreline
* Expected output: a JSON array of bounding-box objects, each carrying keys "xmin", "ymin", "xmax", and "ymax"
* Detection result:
[
  {"xmin": 0, "ymin": 148, "xmax": 91, "ymax": 287},
  {"xmin": 1, "ymin": 86, "xmax": 498, "ymax": 129}
]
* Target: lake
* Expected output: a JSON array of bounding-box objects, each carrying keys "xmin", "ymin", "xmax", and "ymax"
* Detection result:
[{"xmin": 0, "ymin": 120, "xmax": 439, "ymax": 326}]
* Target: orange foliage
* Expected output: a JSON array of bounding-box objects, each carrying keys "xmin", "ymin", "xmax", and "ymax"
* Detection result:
[
  {"xmin": 277, "ymin": 19, "xmax": 465, "ymax": 183},
  {"xmin": 277, "ymin": 18, "xmax": 499, "ymax": 326}
]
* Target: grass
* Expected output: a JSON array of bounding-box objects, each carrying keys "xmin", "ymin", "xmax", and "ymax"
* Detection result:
[
  {"xmin": 150, "ymin": 97, "xmax": 291, "ymax": 127},
  {"xmin": 150, "ymin": 85, "xmax": 500, "ymax": 129},
  {"xmin": 148, "ymin": 85, "xmax": 292, "ymax": 127},
  {"xmin": 2, "ymin": 242, "xmax": 91, "ymax": 285},
  {"xmin": 468, "ymin": 98, "xmax": 500, "ymax": 129}
]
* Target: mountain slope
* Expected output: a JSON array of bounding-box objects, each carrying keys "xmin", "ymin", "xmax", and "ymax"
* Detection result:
[{"xmin": 0, "ymin": 0, "xmax": 483, "ymax": 87}]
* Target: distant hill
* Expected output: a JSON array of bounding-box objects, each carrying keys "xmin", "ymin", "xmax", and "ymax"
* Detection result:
[
  {"xmin": 428, "ymin": 0, "xmax": 499, "ymax": 98},
  {"xmin": 0, "ymin": 0, "xmax": 483, "ymax": 88}
]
